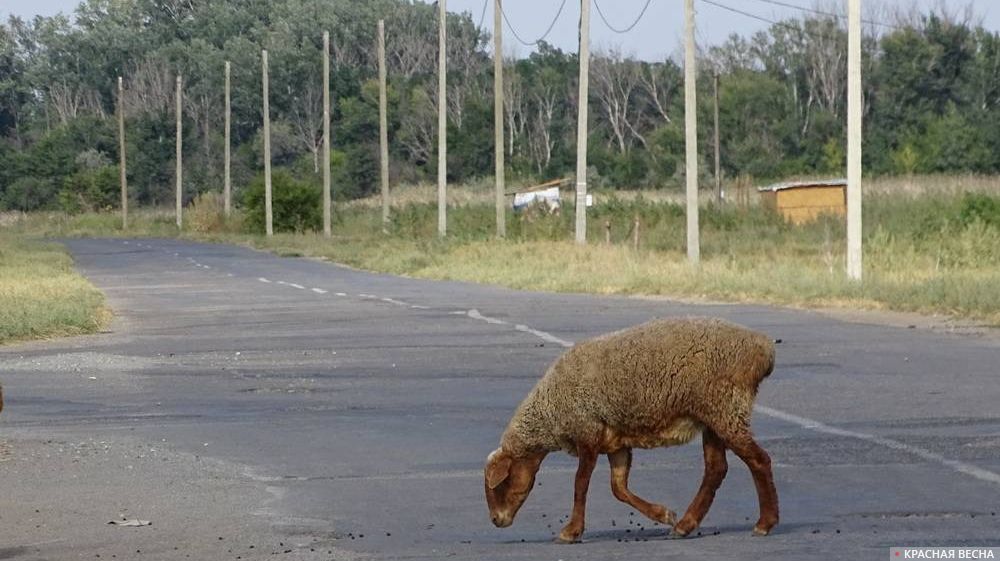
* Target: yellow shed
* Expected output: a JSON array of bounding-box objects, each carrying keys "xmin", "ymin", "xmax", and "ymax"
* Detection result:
[{"xmin": 758, "ymin": 179, "xmax": 847, "ymax": 225}]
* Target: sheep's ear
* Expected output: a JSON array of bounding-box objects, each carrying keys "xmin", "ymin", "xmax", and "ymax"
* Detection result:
[{"xmin": 486, "ymin": 452, "xmax": 512, "ymax": 489}]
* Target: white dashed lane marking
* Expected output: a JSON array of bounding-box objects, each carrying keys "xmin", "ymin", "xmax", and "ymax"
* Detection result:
[{"xmin": 312, "ymin": 288, "xmax": 328, "ymax": 294}]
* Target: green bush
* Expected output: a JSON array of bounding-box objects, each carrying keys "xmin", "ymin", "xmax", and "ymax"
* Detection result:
[
  {"xmin": 242, "ymin": 170, "xmax": 321, "ymax": 233},
  {"xmin": 1, "ymin": 176, "xmax": 59, "ymax": 211},
  {"xmin": 58, "ymin": 166, "xmax": 119, "ymax": 213},
  {"xmin": 958, "ymin": 193, "xmax": 1000, "ymax": 228}
]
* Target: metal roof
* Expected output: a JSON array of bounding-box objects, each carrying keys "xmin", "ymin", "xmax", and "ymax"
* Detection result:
[{"xmin": 757, "ymin": 178, "xmax": 847, "ymax": 192}]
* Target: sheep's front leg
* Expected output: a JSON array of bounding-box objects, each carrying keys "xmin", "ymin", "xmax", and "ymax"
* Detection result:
[
  {"xmin": 558, "ymin": 444, "xmax": 598, "ymax": 543},
  {"xmin": 608, "ymin": 449, "xmax": 677, "ymax": 526}
]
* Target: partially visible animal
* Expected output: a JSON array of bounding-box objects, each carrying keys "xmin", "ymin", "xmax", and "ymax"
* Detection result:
[{"xmin": 484, "ymin": 317, "xmax": 778, "ymax": 542}]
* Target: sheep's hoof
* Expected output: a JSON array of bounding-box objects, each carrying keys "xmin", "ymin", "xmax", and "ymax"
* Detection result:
[
  {"xmin": 670, "ymin": 524, "xmax": 691, "ymax": 539},
  {"xmin": 557, "ymin": 525, "xmax": 584, "ymax": 544},
  {"xmin": 653, "ymin": 507, "xmax": 678, "ymax": 526}
]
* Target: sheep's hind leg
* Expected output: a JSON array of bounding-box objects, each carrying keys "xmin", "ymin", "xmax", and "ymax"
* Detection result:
[
  {"xmin": 673, "ymin": 429, "xmax": 728, "ymax": 537},
  {"xmin": 716, "ymin": 426, "xmax": 779, "ymax": 536},
  {"xmin": 608, "ymin": 449, "xmax": 677, "ymax": 526},
  {"xmin": 558, "ymin": 444, "xmax": 598, "ymax": 543}
]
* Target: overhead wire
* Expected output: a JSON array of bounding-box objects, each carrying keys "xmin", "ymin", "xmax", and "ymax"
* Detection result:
[
  {"xmin": 699, "ymin": 0, "xmax": 848, "ymax": 42},
  {"xmin": 497, "ymin": 0, "xmax": 569, "ymax": 47},
  {"xmin": 747, "ymin": 0, "xmax": 899, "ymax": 30},
  {"xmin": 593, "ymin": 0, "xmax": 653, "ymax": 34},
  {"xmin": 475, "ymin": 0, "xmax": 489, "ymax": 30}
]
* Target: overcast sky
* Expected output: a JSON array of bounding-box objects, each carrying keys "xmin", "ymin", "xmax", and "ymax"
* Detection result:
[{"xmin": 4, "ymin": 0, "xmax": 1000, "ymax": 61}]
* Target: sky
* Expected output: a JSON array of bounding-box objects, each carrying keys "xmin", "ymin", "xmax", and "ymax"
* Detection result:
[{"xmin": 3, "ymin": 0, "xmax": 1000, "ymax": 61}]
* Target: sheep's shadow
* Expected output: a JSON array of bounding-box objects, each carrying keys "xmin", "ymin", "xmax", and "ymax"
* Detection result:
[{"xmin": 495, "ymin": 522, "xmax": 816, "ymax": 545}]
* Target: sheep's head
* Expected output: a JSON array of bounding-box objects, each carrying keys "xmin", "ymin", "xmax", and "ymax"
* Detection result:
[{"xmin": 484, "ymin": 448, "xmax": 545, "ymax": 528}]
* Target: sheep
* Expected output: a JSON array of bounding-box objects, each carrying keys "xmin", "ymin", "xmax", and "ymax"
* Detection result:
[{"xmin": 484, "ymin": 317, "xmax": 778, "ymax": 543}]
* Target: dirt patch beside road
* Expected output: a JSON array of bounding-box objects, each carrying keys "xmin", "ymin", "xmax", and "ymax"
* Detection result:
[{"xmin": 0, "ymin": 432, "xmax": 354, "ymax": 560}]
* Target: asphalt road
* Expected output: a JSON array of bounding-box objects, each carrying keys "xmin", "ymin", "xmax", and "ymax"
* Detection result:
[{"xmin": 2, "ymin": 238, "xmax": 999, "ymax": 561}]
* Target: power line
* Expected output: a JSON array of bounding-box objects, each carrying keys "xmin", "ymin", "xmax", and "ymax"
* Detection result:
[
  {"xmin": 475, "ymin": 0, "xmax": 488, "ymax": 30},
  {"xmin": 700, "ymin": 0, "xmax": 783, "ymax": 27},
  {"xmin": 748, "ymin": 0, "xmax": 897, "ymax": 30},
  {"xmin": 593, "ymin": 0, "xmax": 653, "ymax": 34},
  {"xmin": 699, "ymin": 0, "xmax": 846, "ymax": 41},
  {"xmin": 498, "ymin": 0, "xmax": 568, "ymax": 47}
]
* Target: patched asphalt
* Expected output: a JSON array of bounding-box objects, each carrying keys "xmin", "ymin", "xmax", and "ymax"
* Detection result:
[{"xmin": 2, "ymin": 238, "xmax": 999, "ymax": 560}]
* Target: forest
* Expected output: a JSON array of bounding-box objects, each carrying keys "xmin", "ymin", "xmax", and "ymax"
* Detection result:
[{"xmin": 1, "ymin": 0, "xmax": 1000, "ymax": 213}]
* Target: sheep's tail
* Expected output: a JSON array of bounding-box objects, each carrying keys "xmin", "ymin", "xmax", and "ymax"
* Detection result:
[{"xmin": 751, "ymin": 336, "xmax": 777, "ymax": 388}]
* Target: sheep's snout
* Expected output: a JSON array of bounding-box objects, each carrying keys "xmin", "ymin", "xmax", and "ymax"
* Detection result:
[{"xmin": 491, "ymin": 512, "xmax": 513, "ymax": 528}]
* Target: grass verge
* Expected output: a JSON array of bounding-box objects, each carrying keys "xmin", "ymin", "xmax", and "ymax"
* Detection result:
[{"xmin": 0, "ymin": 234, "xmax": 109, "ymax": 345}]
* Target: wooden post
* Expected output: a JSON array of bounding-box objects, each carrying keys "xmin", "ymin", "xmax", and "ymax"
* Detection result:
[
  {"xmin": 224, "ymin": 61, "xmax": 232, "ymax": 218},
  {"xmin": 847, "ymin": 0, "xmax": 863, "ymax": 280},
  {"xmin": 378, "ymin": 20, "xmax": 390, "ymax": 231},
  {"xmin": 683, "ymin": 0, "xmax": 700, "ymax": 264},
  {"xmin": 437, "ymin": 0, "xmax": 448, "ymax": 237},
  {"xmin": 262, "ymin": 49, "xmax": 273, "ymax": 237},
  {"xmin": 175, "ymin": 74, "xmax": 183, "ymax": 229},
  {"xmin": 574, "ymin": 0, "xmax": 591, "ymax": 244},
  {"xmin": 117, "ymin": 76, "xmax": 127, "ymax": 229},
  {"xmin": 604, "ymin": 220, "xmax": 611, "ymax": 245},
  {"xmin": 493, "ymin": 0, "xmax": 505, "ymax": 238},
  {"xmin": 633, "ymin": 215, "xmax": 640, "ymax": 251},
  {"xmin": 323, "ymin": 32, "xmax": 332, "ymax": 238},
  {"xmin": 714, "ymin": 72, "xmax": 722, "ymax": 204}
]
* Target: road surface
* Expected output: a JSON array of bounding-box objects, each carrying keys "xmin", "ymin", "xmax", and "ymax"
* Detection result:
[{"xmin": 2, "ymin": 238, "xmax": 999, "ymax": 560}]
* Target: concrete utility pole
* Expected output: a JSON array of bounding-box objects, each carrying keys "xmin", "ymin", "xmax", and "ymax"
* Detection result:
[
  {"xmin": 847, "ymin": 0, "xmax": 863, "ymax": 280},
  {"xmin": 493, "ymin": 0, "xmax": 506, "ymax": 238},
  {"xmin": 574, "ymin": 0, "xmax": 591, "ymax": 244},
  {"xmin": 224, "ymin": 61, "xmax": 232, "ymax": 218},
  {"xmin": 714, "ymin": 72, "xmax": 722, "ymax": 204},
  {"xmin": 323, "ymin": 32, "xmax": 332, "ymax": 238},
  {"xmin": 683, "ymin": 0, "xmax": 700, "ymax": 264},
  {"xmin": 262, "ymin": 49, "xmax": 273, "ymax": 237},
  {"xmin": 117, "ymin": 76, "xmax": 127, "ymax": 229},
  {"xmin": 437, "ymin": 0, "xmax": 448, "ymax": 237},
  {"xmin": 378, "ymin": 20, "xmax": 391, "ymax": 230},
  {"xmin": 175, "ymin": 74, "xmax": 183, "ymax": 229}
]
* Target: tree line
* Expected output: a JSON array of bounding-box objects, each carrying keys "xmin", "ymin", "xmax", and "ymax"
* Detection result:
[{"xmin": 1, "ymin": 0, "xmax": 999, "ymax": 213}]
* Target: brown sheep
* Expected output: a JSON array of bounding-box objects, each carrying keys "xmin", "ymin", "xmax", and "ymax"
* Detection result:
[{"xmin": 484, "ymin": 317, "xmax": 778, "ymax": 543}]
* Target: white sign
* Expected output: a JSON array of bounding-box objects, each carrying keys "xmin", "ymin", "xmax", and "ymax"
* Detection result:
[{"xmin": 513, "ymin": 187, "xmax": 561, "ymax": 213}]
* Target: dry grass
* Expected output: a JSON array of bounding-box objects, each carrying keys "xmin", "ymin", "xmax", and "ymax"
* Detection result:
[{"xmin": 0, "ymin": 234, "xmax": 109, "ymax": 345}]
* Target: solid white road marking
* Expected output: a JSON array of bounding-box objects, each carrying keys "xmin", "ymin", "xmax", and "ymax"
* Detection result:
[
  {"xmin": 123, "ymin": 242, "xmax": 1000, "ymax": 488},
  {"xmin": 459, "ymin": 306, "xmax": 1000, "ymax": 487},
  {"xmin": 514, "ymin": 324, "xmax": 574, "ymax": 348},
  {"xmin": 465, "ymin": 310, "xmax": 573, "ymax": 348},
  {"xmin": 755, "ymin": 405, "xmax": 1000, "ymax": 488},
  {"xmin": 467, "ymin": 309, "xmax": 507, "ymax": 325}
]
